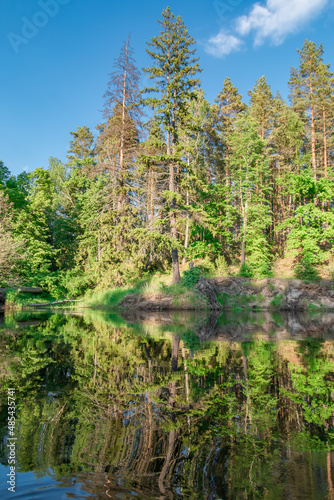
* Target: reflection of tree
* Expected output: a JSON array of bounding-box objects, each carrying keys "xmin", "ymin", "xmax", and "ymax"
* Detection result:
[{"xmin": 1, "ymin": 314, "xmax": 334, "ymax": 498}]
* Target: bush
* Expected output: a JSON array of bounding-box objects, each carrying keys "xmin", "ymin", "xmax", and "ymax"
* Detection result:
[
  {"xmin": 5, "ymin": 288, "xmax": 21, "ymax": 307},
  {"xmin": 197, "ymin": 257, "xmax": 216, "ymax": 275},
  {"xmin": 182, "ymin": 266, "xmax": 202, "ymax": 288},
  {"xmin": 295, "ymin": 255, "xmax": 320, "ymax": 281},
  {"xmin": 254, "ymin": 261, "xmax": 273, "ymax": 278},
  {"xmin": 239, "ymin": 263, "xmax": 253, "ymax": 278},
  {"xmin": 215, "ymin": 255, "xmax": 229, "ymax": 276}
]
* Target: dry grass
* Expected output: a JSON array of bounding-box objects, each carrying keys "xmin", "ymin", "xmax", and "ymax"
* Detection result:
[
  {"xmin": 319, "ymin": 255, "xmax": 334, "ymax": 280},
  {"xmin": 273, "ymin": 253, "xmax": 296, "ymax": 279}
]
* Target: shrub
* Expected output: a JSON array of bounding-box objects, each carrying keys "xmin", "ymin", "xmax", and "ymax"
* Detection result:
[
  {"xmin": 239, "ymin": 263, "xmax": 253, "ymax": 278},
  {"xmin": 182, "ymin": 266, "xmax": 202, "ymax": 288},
  {"xmin": 270, "ymin": 294, "xmax": 284, "ymax": 309},
  {"xmin": 197, "ymin": 257, "xmax": 216, "ymax": 275},
  {"xmin": 295, "ymin": 254, "xmax": 320, "ymax": 281},
  {"xmin": 215, "ymin": 255, "xmax": 229, "ymax": 276}
]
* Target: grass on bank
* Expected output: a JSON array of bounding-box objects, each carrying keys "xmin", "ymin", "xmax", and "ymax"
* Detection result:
[
  {"xmin": 81, "ymin": 286, "xmax": 142, "ymax": 309},
  {"xmin": 4, "ymin": 289, "xmax": 58, "ymax": 309},
  {"xmin": 79, "ymin": 272, "xmax": 205, "ymax": 310},
  {"xmin": 6, "ymin": 254, "xmax": 334, "ymax": 311}
]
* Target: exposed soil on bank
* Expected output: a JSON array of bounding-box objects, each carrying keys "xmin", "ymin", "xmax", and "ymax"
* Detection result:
[
  {"xmin": 119, "ymin": 277, "xmax": 334, "ymax": 312},
  {"xmin": 209, "ymin": 277, "xmax": 334, "ymax": 311}
]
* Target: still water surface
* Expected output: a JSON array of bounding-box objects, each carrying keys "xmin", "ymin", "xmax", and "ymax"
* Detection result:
[{"xmin": 1, "ymin": 309, "xmax": 334, "ymax": 499}]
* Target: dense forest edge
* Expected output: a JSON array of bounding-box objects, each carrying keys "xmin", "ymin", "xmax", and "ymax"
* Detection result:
[{"xmin": 2, "ymin": 7, "xmax": 334, "ymax": 310}]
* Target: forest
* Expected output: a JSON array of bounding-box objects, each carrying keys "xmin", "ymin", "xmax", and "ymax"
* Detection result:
[{"xmin": 1, "ymin": 6, "xmax": 334, "ymax": 298}]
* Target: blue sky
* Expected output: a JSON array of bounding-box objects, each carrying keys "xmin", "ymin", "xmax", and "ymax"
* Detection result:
[{"xmin": 1, "ymin": 0, "xmax": 334, "ymax": 176}]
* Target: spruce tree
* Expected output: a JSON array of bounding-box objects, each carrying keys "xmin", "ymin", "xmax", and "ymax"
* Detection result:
[
  {"xmin": 229, "ymin": 113, "xmax": 271, "ymax": 272},
  {"xmin": 215, "ymin": 77, "xmax": 246, "ymax": 173},
  {"xmin": 142, "ymin": 7, "xmax": 201, "ymax": 283},
  {"xmin": 67, "ymin": 126, "xmax": 95, "ymax": 169},
  {"xmin": 100, "ymin": 34, "xmax": 141, "ymax": 210}
]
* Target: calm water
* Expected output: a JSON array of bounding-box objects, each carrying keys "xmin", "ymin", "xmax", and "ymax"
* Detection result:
[{"xmin": 1, "ymin": 309, "xmax": 334, "ymax": 499}]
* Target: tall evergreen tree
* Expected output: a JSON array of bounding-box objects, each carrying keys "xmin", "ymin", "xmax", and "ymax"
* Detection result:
[
  {"xmin": 215, "ymin": 77, "xmax": 246, "ymax": 175},
  {"xmin": 142, "ymin": 7, "xmax": 201, "ymax": 283},
  {"xmin": 289, "ymin": 40, "xmax": 326, "ymax": 178},
  {"xmin": 229, "ymin": 113, "xmax": 271, "ymax": 272},
  {"xmin": 248, "ymin": 76, "xmax": 274, "ymax": 141},
  {"xmin": 100, "ymin": 35, "xmax": 141, "ymax": 210}
]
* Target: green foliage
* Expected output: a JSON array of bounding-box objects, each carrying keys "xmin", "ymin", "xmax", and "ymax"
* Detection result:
[
  {"xmin": 2, "ymin": 37, "xmax": 334, "ymax": 298},
  {"xmin": 279, "ymin": 171, "xmax": 334, "ymax": 272},
  {"xmin": 239, "ymin": 263, "xmax": 253, "ymax": 278},
  {"xmin": 5, "ymin": 288, "xmax": 21, "ymax": 306},
  {"xmin": 182, "ymin": 266, "xmax": 202, "ymax": 288},
  {"xmin": 217, "ymin": 293, "xmax": 230, "ymax": 307},
  {"xmin": 270, "ymin": 294, "xmax": 284, "ymax": 309},
  {"xmin": 159, "ymin": 281, "xmax": 188, "ymax": 296},
  {"xmin": 215, "ymin": 255, "xmax": 229, "ymax": 276},
  {"xmin": 295, "ymin": 255, "xmax": 321, "ymax": 281},
  {"xmin": 82, "ymin": 286, "xmax": 141, "ymax": 308}
]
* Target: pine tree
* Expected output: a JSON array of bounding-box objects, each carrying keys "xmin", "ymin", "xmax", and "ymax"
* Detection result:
[
  {"xmin": 269, "ymin": 96, "xmax": 305, "ymax": 250},
  {"xmin": 142, "ymin": 7, "xmax": 201, "ymax": 283},
  {"xmin": 15, "ymin": 168, "xmax": 55, "ymax": 278},
  {"xmin": 96, "ymin": 104, "xmax": 138, "ymax": 209},
  {"xmin": 138, "ymin": 118, "xmax": 167, "ymax": 229},
  {"xmin": 248, "ymin": 76, "xmax": 274, "ymax": 141},
  {"xmin": 289, "ymin": 40, "xmax": 326, "ymax": 178},
  {"xmin": 315, "ymin": 62, "xmax": 334, "ymax": 177}
]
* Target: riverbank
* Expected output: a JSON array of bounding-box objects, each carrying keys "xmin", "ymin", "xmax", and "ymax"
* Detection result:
[
  {"xmin": 210, "ymin": 277, "xmax": 334, "ymax": 311},
  {"xmin": 117, "ymin": 276, "xmax": 334, "ymax": 312},
  {"xmin": 87, "ymin": 276, "xmax": 334, "ymax": 312},
  {"xmin": 4, "ymin": 276, "xmax": 334, "ymax": 312}
]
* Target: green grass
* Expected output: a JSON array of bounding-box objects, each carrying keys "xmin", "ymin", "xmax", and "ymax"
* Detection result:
[
  {"xmin": 159, "ymin": 282, "xmax": 188, "ymax": 296},
  {"xmin": 79, "ymin": 286, "xmax": 142, "ymax": 309},
  {"xmin": 76, "ymin": 277, "xmax": 207, "ymax": 311},
  {"xmin": 270, "ymin": 294, "xmax": 284, "ymax": 309},
  {"xmin": 217, "ymin": 292, "xmax": 261, "ymax": 311},
  {"xmin": 4, "ymin": 289, "xmax": 58, "ymax": 308},
  {"xmin": 308, "ymin": 302, "xmax": 321, "ymax": 312}
]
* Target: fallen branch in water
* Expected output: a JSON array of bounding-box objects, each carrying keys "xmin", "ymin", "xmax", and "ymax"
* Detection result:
[{"xmin": 25, "ymin": 298, "xmax": 86, "ymax": 307}]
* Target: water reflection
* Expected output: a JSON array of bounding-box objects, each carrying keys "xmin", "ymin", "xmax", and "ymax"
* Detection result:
[{"xmin": 0, "ymin": 310, "xmax": 334, "ymax": 499}]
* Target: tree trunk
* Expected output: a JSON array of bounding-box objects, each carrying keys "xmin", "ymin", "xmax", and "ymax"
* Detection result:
[
  {"xmin": 171, "ymin": 335, "xmax": 180, "ymax": 372},
  {"xmin": 118, "ymin": 37, "xmax": 129, "ymax": 210},
  {"xmin": 310, "ymin": 82, "xmax": 317, "ymax": 179},
  {"xmin": 182, "ymin": 165, "xmax": 190, "ymax": 265},
  {"xmin": 323, "ymin": 105, "xmax": 328, "ymax": 177},
  {"xmin": 241, "ymin": 200, "xmax": 248, "ymax": 265},
  {"xmin": 168, "ymin": 126, "xmax": 180, "ymax": 283}
]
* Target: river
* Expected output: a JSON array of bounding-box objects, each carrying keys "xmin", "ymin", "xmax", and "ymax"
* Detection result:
[{"xmin": 0, "ymin": 309, "xmax": 334, "ymax": 499}]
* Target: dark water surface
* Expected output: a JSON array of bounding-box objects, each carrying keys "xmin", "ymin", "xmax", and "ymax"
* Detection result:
[{"xmin": 1, "ymin": 309, "xmax": 334, "ymax": 499}]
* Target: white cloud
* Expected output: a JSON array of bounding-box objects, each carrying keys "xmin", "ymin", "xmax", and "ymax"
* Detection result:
[
  {"xmin": 206, "ymin": 30, "xmax": 243, "ymax": 57},
  {"xmin": 236, "ymin": 0, "xmax": 329, "ymax": 46}
]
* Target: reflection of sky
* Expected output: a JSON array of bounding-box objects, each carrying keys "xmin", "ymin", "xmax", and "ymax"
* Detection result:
[{"xmin": 0, "ymin": 464, "xmax": 92, "ymax": 499}]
